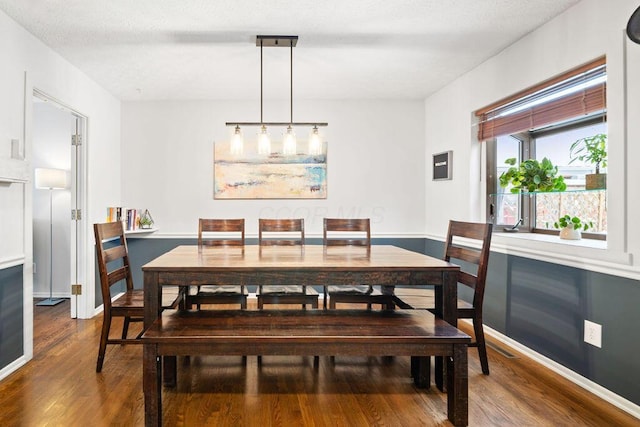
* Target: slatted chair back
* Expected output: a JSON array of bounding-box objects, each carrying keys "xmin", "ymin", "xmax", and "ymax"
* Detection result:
[
  {"xmin": 443, "ymin": 220, "xmax": 493, "ymax": 309},
  {"xmin": 323, "ymin": 218, "xmax": 371, "ymax": 247},
  {"xmin": 259, "ymin": 218, "xmax": 305, "ymax": 246},
  {"xmin": 94, "ymin": 221, "xmax": 134, "ymax": 309},
  {"xmin": 198, "ymin": 218, "xmax": 245, "ymax": 248}
]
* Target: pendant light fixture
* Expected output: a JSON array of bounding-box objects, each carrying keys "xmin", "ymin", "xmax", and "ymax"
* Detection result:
[{"xmin": 226, "ymin": 35, "xmax": 327, "ymax": 155}]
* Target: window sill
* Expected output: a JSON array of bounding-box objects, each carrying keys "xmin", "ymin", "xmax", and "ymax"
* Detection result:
[
  {"xmin": 490, "ymin": 232, "xmax": 637, "ymax": 280},
  {"xmin": 495, "ymin": 231, "xmax": 606, "ymax": 249}
]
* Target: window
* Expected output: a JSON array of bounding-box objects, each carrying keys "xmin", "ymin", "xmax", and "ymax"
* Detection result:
[{"xmin": 479, "ymin": 58, "xmax": 607, "ymax": 239}]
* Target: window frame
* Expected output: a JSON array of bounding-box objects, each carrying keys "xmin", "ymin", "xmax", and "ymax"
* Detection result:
[{"xmin": 486, "ymin": 115, "xmax": 607, "ymax": 240}]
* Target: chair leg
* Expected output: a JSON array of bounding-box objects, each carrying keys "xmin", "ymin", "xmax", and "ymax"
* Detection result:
[
  {"xmin": 474, "ymin": 318, "xmax": 490, "ymax": 375},
  {"xmin": 122, "ymin": 316, "xmax": 131, "ymax": 340},
  {"xmin": 182, "ymin": 287, "xmax": 188, "ymax": 309},
  {"xmin": 96, "ymin": 312, "xmax": 112, "ymax": 373},
  {"xmin": 412, "ymin": 356, "xmax": 430, "ymax": 388}
]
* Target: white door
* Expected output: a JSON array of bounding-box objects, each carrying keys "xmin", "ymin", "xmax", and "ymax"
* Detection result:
[{"xmin": 69, "ymin": 115, "xmax": 86, "ymax": 318}]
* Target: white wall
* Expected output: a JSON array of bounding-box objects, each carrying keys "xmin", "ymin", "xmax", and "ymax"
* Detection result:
[
  {"xmin": 0, "ymin": 8, "xmax": 121, "ymax": 375},
  {"xmin": 121, "ymin": 99, "xmax": 426, "ymax": 237},
  {"xmin": 423, "ymin": 0, "xmax": 640, "ymax": 277}
]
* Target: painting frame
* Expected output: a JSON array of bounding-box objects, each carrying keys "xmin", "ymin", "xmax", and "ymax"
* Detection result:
[{"xmin": 213, "ymin": 140, "xmax": 328, "ymax": 199}]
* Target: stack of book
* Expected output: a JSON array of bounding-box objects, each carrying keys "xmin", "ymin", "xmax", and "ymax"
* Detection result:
[{"xmin": 106, "ymin": 207, "xmax": 146, "ymax": 231}]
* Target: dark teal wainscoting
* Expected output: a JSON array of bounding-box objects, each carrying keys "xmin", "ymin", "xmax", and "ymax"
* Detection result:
[
  {"xmin": 425, "ymin": 238, "xmax": 640, "ymax": 407},
  {"xmin": 0, "ymin": 264, "xmax": 24, "ymax": 370}
]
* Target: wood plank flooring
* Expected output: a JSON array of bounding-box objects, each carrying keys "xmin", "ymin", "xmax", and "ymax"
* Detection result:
[{"xmin": 0, "ymin": 297, "xmax": 637, "ymax": 426}]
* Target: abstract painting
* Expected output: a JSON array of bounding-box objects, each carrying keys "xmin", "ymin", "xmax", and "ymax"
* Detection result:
[{"xmin": 214, "ymin": 141, "xmax": 327, "ymax": 199}]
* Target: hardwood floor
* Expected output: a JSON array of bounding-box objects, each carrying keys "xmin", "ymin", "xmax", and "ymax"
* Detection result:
[{"xmin": 0, "ymin": 298, "xmax": 637, "ymax": 426}]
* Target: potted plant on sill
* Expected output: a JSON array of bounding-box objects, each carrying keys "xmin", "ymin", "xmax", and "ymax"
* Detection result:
[
  {"xmin": 551, "ymin": 215, "xmax": 593, "ymax": 240},
  {"xmin": 569, "ymin": 133, "xmax": 607, "ymax": 190},
  {"xmin": 499, "ymin": 157, "xmax": 567, "ymax": 193}
]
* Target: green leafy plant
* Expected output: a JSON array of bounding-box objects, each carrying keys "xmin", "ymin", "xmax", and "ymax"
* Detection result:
[
  {"xmin": 552, "ymin": 215, "xmax": 593, "ymax": 231},
  {"xmin": 569, "ymin": 133, "xmax": 607, "ymax": 174},
  {"xmin": 499, "ymin": 157, "xmax": 567, "ymax": 193}
]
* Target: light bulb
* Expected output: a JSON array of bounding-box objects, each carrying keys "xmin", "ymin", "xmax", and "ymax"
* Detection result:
[
  {"xmin": 308, "ymin": 126, "xmax": 322, "ymax": 155},
  {"xmin": 258, "ymin": 126, "xmax": 271, "ymax": 155},
  {"xmin": 230, "ymin": 126, "xmax": 243, "ymax": 155},
  {"xmin": 283, "ymin": 126, "xmax": 297, "ymax": 155}
]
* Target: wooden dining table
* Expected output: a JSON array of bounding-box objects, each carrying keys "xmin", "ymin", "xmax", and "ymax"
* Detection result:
[{"xmin": 143, "ymin": 244, "xmax": 459, "ymax": 322}]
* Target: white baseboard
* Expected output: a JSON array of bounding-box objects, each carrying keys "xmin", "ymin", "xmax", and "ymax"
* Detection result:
[
  {"xmin": 0, "ymin": 355, "xmax": 28, "ymax": 382},
  {"xmin": 471, "ymin": 320, "xmax": 640, "ymax": 420},
  {"xmin": 33, "ymin": 292, "xmax": 70, "ymax": 299}
]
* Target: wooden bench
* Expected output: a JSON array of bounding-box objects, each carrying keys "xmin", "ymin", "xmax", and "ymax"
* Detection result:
[{"xmin": 142, "ymin": 309, "xmax": 470, "ymax": 427}]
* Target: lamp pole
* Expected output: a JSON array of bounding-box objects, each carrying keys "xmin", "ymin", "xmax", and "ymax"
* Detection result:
[{"xmin": 36, "ymin": 185, "xmax": 64, "ymax": 306}]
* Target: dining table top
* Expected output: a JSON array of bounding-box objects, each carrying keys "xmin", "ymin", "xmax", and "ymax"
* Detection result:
[{"xmin": 141, "ymin": 244, "xmax": 459, "ymax": 272}]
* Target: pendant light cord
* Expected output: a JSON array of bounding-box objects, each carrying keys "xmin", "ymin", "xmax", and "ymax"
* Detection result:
[
  {"xmin": 260, "ymin": 38, "xmax": 264, "ymax": 124},
  {"xmin": 290, "ymin": 39, "xmax": 293, "ymax": 125}
]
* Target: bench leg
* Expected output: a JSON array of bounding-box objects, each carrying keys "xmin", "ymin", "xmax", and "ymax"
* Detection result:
[
  {"xmin": 143, "ymin": 344, "xmax": 162, "ymax": 427},
  {"xmin": 447, "ymin": 345, "xmax": 468, "ymax": 427}
]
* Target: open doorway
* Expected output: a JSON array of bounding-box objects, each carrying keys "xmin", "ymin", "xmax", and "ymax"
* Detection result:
[{"xmin": 32, "ymin": 91, "xmax": 86, "ymax": 319}]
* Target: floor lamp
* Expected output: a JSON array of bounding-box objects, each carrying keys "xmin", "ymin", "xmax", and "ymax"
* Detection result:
[{"xmin": 35, "ymin": 168, "xmax": 68, "ymax": 306}]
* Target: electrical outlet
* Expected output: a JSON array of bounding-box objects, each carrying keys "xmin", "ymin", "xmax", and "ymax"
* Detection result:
[{"xmin": 584, "ymin": 320, "xmax": 602, "ymax": 348}]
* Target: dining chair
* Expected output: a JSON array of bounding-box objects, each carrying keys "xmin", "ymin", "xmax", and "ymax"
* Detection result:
[
  {"xmin": 93, "ymin": 221, "xmax": 182, "ymax": 372},
  {"xmin": 257, "ymin": 218, "xmax": 319, "ymax": 309},
  {"xmin": 186, "ymin": 218, "xmax": 248, "ymax": 309},
  {"xmin": 434, "ymin": 220, "xmax": 493, "ymax": 374},
  {"xmin": 323, "ymin": 218, "xmax": 394, "ymax": 310}
]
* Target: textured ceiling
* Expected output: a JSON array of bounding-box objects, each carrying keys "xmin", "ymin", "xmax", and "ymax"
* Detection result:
[{"xmin": 0, "ymin": 0, "xmax": 581, "ymax": 101}]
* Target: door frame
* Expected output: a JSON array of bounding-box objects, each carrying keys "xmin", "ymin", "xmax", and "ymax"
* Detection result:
[{"xmin": 31, "ymin": 89, "xmax": 90, "ymax": 319}]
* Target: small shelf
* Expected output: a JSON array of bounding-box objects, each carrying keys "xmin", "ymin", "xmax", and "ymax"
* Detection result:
[{"xmin": 125, "ymin": 228, "xmax": 158, "ymax": 236}]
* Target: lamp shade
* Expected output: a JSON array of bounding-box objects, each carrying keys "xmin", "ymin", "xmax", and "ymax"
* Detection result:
[
  {"xmin": 308, "ymin": 126, "xmax": 322, "ymax": 155},
  {"xmin": 283, "ymin": 126, "xmax": 297, "ymax": 155},
  {"xmin": 35, "ymin": 168, "xmax": 68, "ymax": 189}
]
